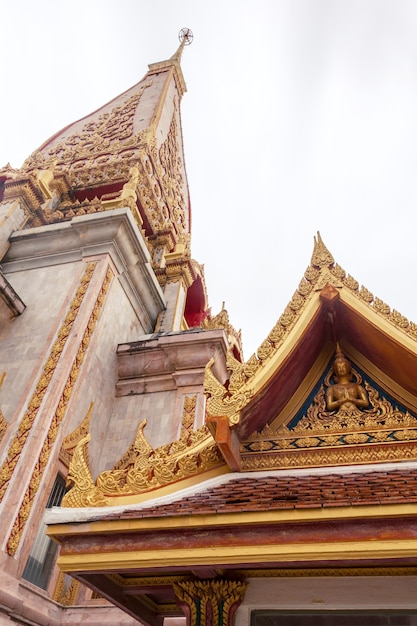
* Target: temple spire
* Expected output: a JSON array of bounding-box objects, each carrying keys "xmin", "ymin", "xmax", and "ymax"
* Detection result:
[
  {"xmin": 148, "ymin": 28, "xmax": 193, "ymax": 99},
  {"xmin": 170, "ymin": 27, "xmax": 194, "ymax": 63}
]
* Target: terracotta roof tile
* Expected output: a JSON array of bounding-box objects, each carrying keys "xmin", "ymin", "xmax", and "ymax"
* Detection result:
[{"xmin": 116, "ymin": 467, "xmax": 417, "ymax": 519}]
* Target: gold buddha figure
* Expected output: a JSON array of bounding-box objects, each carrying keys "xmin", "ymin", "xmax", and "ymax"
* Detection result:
[{"xmin": 326, "ymin": 346, "xmax": 369, "ymax": 414}]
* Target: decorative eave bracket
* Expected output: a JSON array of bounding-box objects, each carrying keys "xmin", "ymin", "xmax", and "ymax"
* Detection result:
[{"xmin": 207, "ymin": 414, "xmax": 241, "ymax": 471}]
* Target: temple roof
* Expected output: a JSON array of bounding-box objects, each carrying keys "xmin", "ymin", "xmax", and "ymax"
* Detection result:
[
  {"xmin": 46, "ymin": 233, "xmax": 417, "ymax": 624},
  {"xmin": 47, "ymin": 463, "xmax": 417, "ymax": 525},
  {"xmin": 4, "ymin": 37, "xmax": 192, "ymax": 247},
  {"xmin": 206, "ymin": 233, "xmax": 417, "ymax": 440},
  {"xmin": 119, "ymin": 466, "xmax": 417, "ymax": 517}
]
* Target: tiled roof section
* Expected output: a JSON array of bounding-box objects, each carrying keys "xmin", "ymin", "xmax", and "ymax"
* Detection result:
[{"xmin": 116, "ymin": 469, "xmax": 417, "ymax": 519}]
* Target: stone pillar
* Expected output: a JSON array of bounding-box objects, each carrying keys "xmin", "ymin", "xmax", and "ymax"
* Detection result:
[
  {"xmin": 173, "ymin": 579, "xmax": 247, "ymax": 626},
  {"xmin": 157, "ymin": 250, "xmax": 195, "ymax": 333}
]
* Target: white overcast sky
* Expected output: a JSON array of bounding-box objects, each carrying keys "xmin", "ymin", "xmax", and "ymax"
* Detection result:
[{"xmin": 1, "ymin": 1, "xmax": 417, "ymax": 358}]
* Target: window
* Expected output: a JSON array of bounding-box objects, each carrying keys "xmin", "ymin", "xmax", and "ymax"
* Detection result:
[{"xmin": 22, "ymin": 474, "xmax": 66, "ymax": 590}]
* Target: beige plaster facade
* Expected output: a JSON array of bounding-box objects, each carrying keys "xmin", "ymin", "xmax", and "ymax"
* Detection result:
[{"xmin": 0, "ymin": 36, "xmax": 228, "ymax": 625}]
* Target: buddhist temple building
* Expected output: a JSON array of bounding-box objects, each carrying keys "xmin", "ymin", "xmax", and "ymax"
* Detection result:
[{"xmin": 0, "ymin": 30, "xmax": 417, "ymax": 626}]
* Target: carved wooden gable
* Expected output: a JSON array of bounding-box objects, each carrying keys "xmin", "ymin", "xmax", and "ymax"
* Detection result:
[{"xmin": 241, "ymin": 357, "xmax": 417, "ymax": 471}]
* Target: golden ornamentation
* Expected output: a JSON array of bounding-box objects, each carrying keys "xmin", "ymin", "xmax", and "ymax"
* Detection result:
[
  {"xmin": 256, "ymin": 339, "xmax": 274, "ymax": 361},
  {"xmin": 310, "ymin": 231, "xmax": 334, "ymax": 268},
  {"xmin": 359, "ymin": 285, "xmax": 374, "ymax": 303},
  {"xmin": 0, "ymin": 263, "xmax": 97, "ymax": 504},
  {"xmin": 203, "ymin": 303, "xmax": 243, "ymax": 359},
  {"xmin": 60, "ymin": 402, "xmax": 94, "ymax": 467},
  {"xmin": 61, "ymin": 434, "xmax": 109, "ymax": 508},
  {"xmin": 23, "ymin": 88, "xmax": 151, "ymax": 173},
  {"xmin": 158, "ymin": 112, "xmax": 186, "ymax": 231},
  {"xmin": 242, "ymin": 360, "xmax": 417, "ymax": 470},
  {"xmin": 63, "ymin": 394, "xmax": 223, "ymax": 505},
  {"xmin": 108, "ymin": 573, "xmax": 191, "ymax": 587},
  {"xmin": 325, "ymin": 347, "xmax": 369, "ymax": 415},
  {"xmin": 226, "ymin": 351, "xmax": 246, "ymax": 394},
  {"xmin": 0, "ymin": 372, "xmax": 7, "ymax": 444},
  {"xmin": 53, "ymin": 571, "xmax": 80, "ymax": 606},
  {"xmin": 173, "ymin": 579, "xmax": 247, "ymax": 626},
  {"xmin": 217, "ymin": 232, "xmax": 417, "ymax": 400},
  {"xmin": 390, "ymin": 309, "xmax": 409, "ymax": 328},
  {"xmin": 242, "ymin": 440, "xmax": 417, "ymax": 470},
  {"xmin": 2, "ymin": 176, "xmax": 44, "ymax": 214},
  {"xmin": 204, "ymin": 358, "xmax": 253, "ymax": 426},
  {"xmin": 7, "ymin": 267, "xmax": 113, "ymax": 553},
  {"xmin": 344, "ymin": 274, "xmax": 359, "ymax": 291},
  {"xmin": 373, "ymin": 297, "xmax": 390, "ymax": 315},
  {"xmin": 21, "ymin": 82, "xmax": 191, "ymax": 246}
]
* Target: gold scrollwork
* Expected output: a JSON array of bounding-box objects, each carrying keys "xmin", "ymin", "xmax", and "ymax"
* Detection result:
[
  {"xmin": 7, "ymin": 267, "xmax": 113, "ymax": 554},
  {"xmin": 62, "ymin": 394, "xmax": 224, "ymax": 506},
  {"xmin": 242, "ymin": 364, "xmax": 417, "ymax": 470},
  {"xmin": 0, "ymin": 263, "xmax": 97, "ymax": 505},
  {"xmin": 53, "ymin": 571, "xmax": 80, "ymax": 606},
  {"xmin": 204, "ymin": 358, "xmax": 253, "ymax": 426}
]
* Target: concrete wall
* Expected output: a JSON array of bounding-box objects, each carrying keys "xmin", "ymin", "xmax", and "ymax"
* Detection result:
[{"xmin": 0, "ymin": 210, "xmax": 166, "ymax": 624}]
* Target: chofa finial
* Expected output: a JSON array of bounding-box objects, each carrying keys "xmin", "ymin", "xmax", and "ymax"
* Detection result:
[{"xmin": 311, "ymin": 231, "xmax": 334, "ymax": 269}]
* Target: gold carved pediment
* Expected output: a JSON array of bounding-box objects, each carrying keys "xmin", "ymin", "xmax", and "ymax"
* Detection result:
[{"xmin": 241, "ymin": 364, "xmax": 417, "ymax": 470}]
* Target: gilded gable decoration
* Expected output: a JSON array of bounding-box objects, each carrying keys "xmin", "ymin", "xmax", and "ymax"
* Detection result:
[
  {"xmin": 242, "ymin": 349, "xmax": 417, "ymax": 471},
  {"xmin": 206, "ymin": 233, "xmax": 417, "ymax": 411}
]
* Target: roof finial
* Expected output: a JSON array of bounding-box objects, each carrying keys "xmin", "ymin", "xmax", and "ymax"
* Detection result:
[
  {"xmin": 311, "ymin": 231, "xmax": 334, "ymax": 269},
  {"xmin": 171, "ymin": 28, "xmax": 194, "ymax": 63}
]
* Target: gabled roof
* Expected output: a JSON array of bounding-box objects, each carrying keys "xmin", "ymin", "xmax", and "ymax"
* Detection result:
[
  {"xmin": 47, "ymin": 462, "xmax": 417, "ymax": 623},
  {"xmin": 206, "ymin": 233, "xmax": 417, "ymax": 447},
  {"xmin": 57, "ymin": 234, "xmax": 417, "ymax": 510},
  {"xmin": 46, "ymin": 234, "xmax": 417, "ymax": 624}
]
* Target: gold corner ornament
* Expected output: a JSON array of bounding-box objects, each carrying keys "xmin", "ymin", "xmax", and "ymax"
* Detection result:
[
  {"xmin": 173, "ymin": 579, "xmax": 247, "ymax": 626},
  {"xmin": 61, "ymin": 395, "xmax": 224, "ymax": 507},
  {"xmin": 62, "ymin": 434, "xmax": 109, "ymax": 508},
  {"xmin": 203, "ymin": 304, "xmax": 243, "ymax": 360},
  {"xmin": 204, "ymin": 357, "xmax": 253, "ymax": 426}
]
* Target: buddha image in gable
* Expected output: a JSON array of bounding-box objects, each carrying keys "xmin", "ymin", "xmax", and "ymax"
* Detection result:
[{"xmin": 326, "ymin": 346, "xmax": 369, "ymax": 416}]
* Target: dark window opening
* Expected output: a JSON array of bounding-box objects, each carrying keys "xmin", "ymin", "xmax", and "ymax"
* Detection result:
[{"xmin": 22, "ymin": 474, "xmax": 66, "ymax": 590}]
